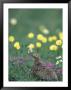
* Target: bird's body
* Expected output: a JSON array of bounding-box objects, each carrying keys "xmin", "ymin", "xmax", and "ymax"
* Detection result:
[{"xmin": 30, "ymin": 53, "xmax": 58, "ymax": 81}]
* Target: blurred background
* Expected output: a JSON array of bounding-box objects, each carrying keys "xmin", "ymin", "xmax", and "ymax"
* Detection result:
[{"xmin": 9, "ymin": 9, "xmax": 62, "ymax": 38}]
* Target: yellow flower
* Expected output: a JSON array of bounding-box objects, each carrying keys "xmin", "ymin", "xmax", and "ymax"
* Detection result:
[
  {"xmin": 14, "ymin": 42, "xmax": 20, "ymax": 50},
  {"xmin": 59, "ymin": 32, "xmax": 63, "ymax": 40},
  {"xmin": 10, "ymin": 18, "xmax": 17, "ymax": 26},
  {"xmin": 9, "ymin": 36, "xmax": 15, "ymax": 43},
  {"xmin": 16, "ymin": 45, "xmax": 20, "ymax": 50},
  {"xmin": 27, "ymin": 44, "xmax": 35, "ymax": 49},
  {"xmin": 39, "ymin": 26, "xmax": 49, "ymax": 34},
  {"xmin": 27, "ymin": 32, "xmax": 34, "ymax": 39},
  {"xmin": 37, "ymin": 34, "xmax": 47, "ymax": 43},
  {"xmin": 36, "ymin": 42, "xmax": 42, "ymax": 48},
  {"xmin": 49, "ymin": 45, "xmax": 58, "ymax": 51},
  {"xmin": 42, "ymin": 28, "xmax": 49, "ymax": 34},
  {"xmin": 52, "ymin": 36, "xmax": 57, "ymax": 40},
  {"xmin": 56, "ymin": 40, "xmax": 62, "ymax": 46},
  {"xmin": 37, "ymin": 34, "xmax": 44, "ymax": 41},
  {"xmin": 48, "ymin": 37, "xmax": 53, "ymax": 42},
  {"xmin": 48, "ymin": 36, "xmax": 57, "ymax": 42},
  {"xmin": 41, "ymin": 37, "xmax": 47, "ymax": 43}
]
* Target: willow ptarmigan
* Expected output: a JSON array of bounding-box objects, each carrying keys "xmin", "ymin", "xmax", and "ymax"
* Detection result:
[{"xmin": 29, "ymin": 53, "xmax": 58, "ymax": 81}]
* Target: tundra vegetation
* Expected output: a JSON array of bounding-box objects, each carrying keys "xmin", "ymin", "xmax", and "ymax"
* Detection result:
[{"xmin": 9, "ymin": 9, "xmax": 63, "ymax": 81}]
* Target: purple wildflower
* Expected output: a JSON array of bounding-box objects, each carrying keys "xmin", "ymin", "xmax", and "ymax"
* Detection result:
[
  {"xmin": 46, "ymin": 62, "xmax": 55, "ymax": 68},
  {"xmin": 41, "ymin": 62, "xmax": 55, "ymax": 69}
]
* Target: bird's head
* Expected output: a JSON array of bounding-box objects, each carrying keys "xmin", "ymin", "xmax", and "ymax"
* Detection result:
[
  {"xmin": 28, "ymin": 52, "xmax": 40, "ymax": 60},
  {"xmin": 28, "ymin": 48, "xmax": 40, "ymax": 60},
  {"xmin": 32, "ymin": 53, "xmax": 40, "ymax": 59}
]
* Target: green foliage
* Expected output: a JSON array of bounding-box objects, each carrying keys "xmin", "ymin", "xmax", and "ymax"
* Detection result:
[{"xmin": 9, "ymin": 60, "xmax": 41, "ymax": 81}]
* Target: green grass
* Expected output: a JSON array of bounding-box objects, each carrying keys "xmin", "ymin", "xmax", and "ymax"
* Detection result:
[{"xmin": 9, "ymin": 9, "xmax": 62, "ymax": 81}]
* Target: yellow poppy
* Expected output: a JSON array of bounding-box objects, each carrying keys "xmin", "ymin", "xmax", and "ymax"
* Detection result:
[
  {"xmin": 27, "ymin": 32, "xmax": 34, "ymax": 39},
  {"xmin": 52, "ymin": 36, "xmax": 57, "ymax": 40},
  {"xmin": 56, "ymin": 40, "xmax": 62, "ymax": 46},
  {"xmin": 9, "ymin": 36, "xmax": 15, "ymax": 43},
  {"xmin": 48, "ymin": 37, "xmax": 53, "ymax": 42},
  {"xmin": 37, "ymin": 34, "xmax": 44, "ymax": 41},
  {"xmin": 14, "ymin": 42, "xmax": 20, "ymax": 50},
  {"xmin": 36, "ymin": 42, "xmax": 42, "ymax": 48},
  {"xmin": 27, "ymin": 44, "xmax": 35, "ymax": 49},
  {"xmin": 10, "ymin": 18, "xmax": 17, "ymax": 25},
  {"xmin": 41, "ymin": 28, "xmax": 49, "ymax": 34},
  {"xmin": 41, "ymin": 37, "xmax": 47, "ymax": 43},
  {"xmin": 59, "ymin": 32, "xmax": 63, "ymax": 40},
  {"xmin": 49, "ymin": 45, "xmax": 58, "ymax": 51}
]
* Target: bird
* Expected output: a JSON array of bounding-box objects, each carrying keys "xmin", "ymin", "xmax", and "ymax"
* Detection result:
[{"xmin": 29, "ymin": 52, "xmax": 58, "ymax": 81}]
